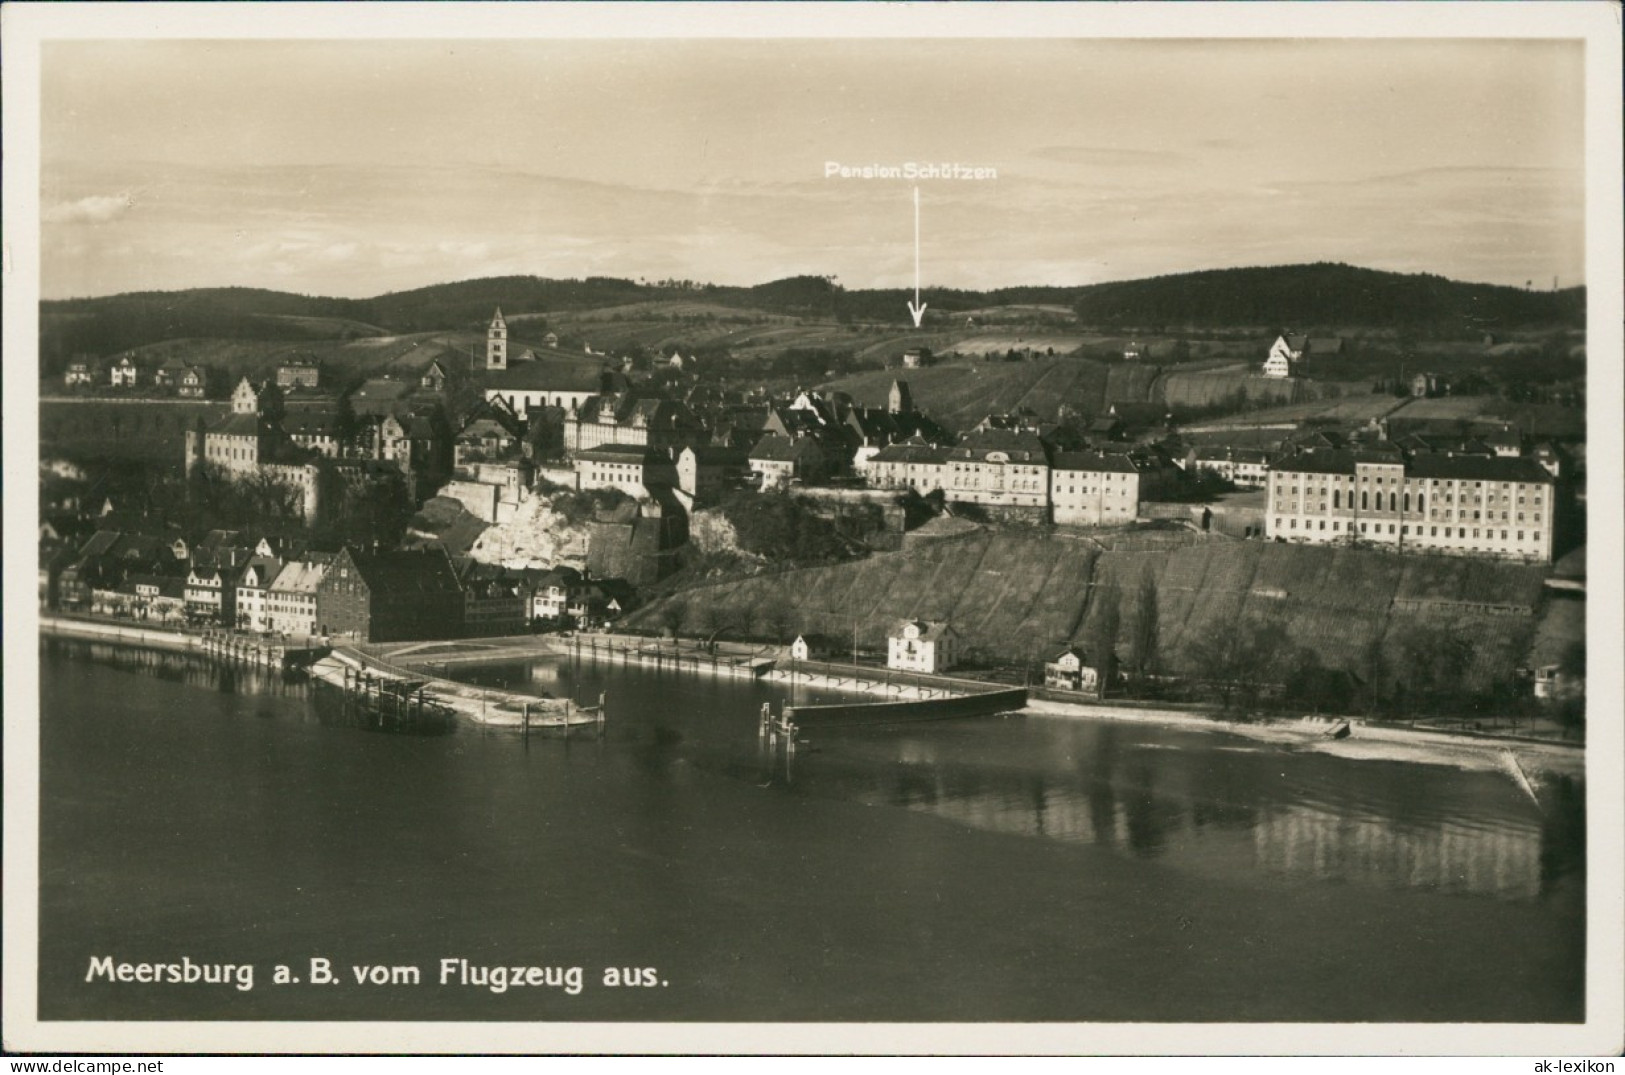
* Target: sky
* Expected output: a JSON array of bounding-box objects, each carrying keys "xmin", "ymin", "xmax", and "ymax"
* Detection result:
[{"xmin": 39, "ymin": 37, "xmax": 1586, "ymax": 299}]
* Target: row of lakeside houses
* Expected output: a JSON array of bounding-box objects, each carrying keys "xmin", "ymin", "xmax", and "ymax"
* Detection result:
[{"xmin": 42, "ymin": 527, "xmax": 631, "ymax": 642}]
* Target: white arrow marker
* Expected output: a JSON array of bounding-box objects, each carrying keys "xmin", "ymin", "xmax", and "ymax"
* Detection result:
[{"xmin": 906, "ymin": 186, "xmax": 927, "ymax": 328}]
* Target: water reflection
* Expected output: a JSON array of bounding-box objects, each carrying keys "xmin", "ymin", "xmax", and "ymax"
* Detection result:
[{"xmin": 794, "ymin": 722, "xmax": 1573, "ymax": 902}]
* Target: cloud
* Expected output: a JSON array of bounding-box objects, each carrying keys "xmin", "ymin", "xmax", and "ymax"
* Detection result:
[{"xmin": 43, "ymin": 193, "xmax": 134, "ymax": 225}]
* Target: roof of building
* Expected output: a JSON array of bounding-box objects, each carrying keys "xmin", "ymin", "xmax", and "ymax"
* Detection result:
[
  {"xmin": 749, "ymin": 432, "xmax": 823, "ymax": 463},
  {"xmin": 333, "ymin": 547, "xmax": 464, "ymax": 595},
  {"xmin": 282, "ymin": 410, "xmax": 344, "ymax": 437},
  {"xmin": 208, "ymin": 413, "xmax": 268, "ymax": 437},
  {"xmin": 1404, "ymin": 453, "xmax": 1554, "ymax": 484},
  {"xmin": 352, "ymin": 378, "xmax": 412, "ymax": 402},
  {"xmin": 237, "ymin": 556, "xmax": 284, "ymax": 588},
  {"xmin": 487, "ymin": 360, "xmax": 618, "ymax": 394},
  {"xmin": 268, "ymin": 559, "xmax": 328, "ymax": 595},
  {"xmin": 870, "ymin": 440, "xmax": 952, "ymax": 465},
  {"xmin": 950, "ymin": 429, "xmax": 1048, "ymax": 463},
  {"xmin": 1052, "ymin": 450, "xmax": 1138, "ymax": 475},
  {"xmin": 576, "ymin": 444, "xmax": 673, "ymax": 466},
  {"xmin": 680, "ymin": 444, "xmax": 750, "ymax": 466},
  {"xmin": 889, "ymin": 618, "xmax": 957, "ymax": 641}
]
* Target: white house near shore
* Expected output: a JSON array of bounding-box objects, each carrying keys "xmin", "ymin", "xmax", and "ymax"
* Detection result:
[{"xmin": 887, "ymin": 619, "xmax": 959, "ymax": 674}]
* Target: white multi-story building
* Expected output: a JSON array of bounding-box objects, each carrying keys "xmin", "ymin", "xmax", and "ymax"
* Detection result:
[
  {"xmin": 234, "ymin": 558, "xmax": 283, "ymax": 632},
  {"xmin": 265, "ymin": 559, "xmax": 329, "ymax": 637},
  {"xmin": 1265, "ymin": 448, "xmax": 1557, "ymax": 562},
  {"xmin": 887, "ymin": 620, "xmax": 959, "ymax": 674},
  {"xmin": 942, "ymin": 429, "xmax": 1050, "ymax": 510},
  {"xmin": 1049, "ymin": 450, "xmax": 1177, "ymax": 527},
  {"xmin": 574, "ymin": 444, "xmax": 679, "ymax": 499},
  {"xmin": 1191, "ymin": 446, "xmax": 1275, "ymax": 488}
]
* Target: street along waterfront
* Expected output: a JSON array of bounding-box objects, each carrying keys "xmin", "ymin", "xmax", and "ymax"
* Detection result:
[{"xmin": 38, "ymin": 639, "xmax": 1584, "ymax": 1023}]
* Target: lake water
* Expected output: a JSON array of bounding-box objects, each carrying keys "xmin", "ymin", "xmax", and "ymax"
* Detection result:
[{"xmin": 37, "ymin": 640, "xmax": 1584, "ymax": 1022}]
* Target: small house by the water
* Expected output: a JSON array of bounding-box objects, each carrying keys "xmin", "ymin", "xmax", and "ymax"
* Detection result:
[{"xmin": 1044, "ymin": 645, "xmax": 1102, "ymax": 696}]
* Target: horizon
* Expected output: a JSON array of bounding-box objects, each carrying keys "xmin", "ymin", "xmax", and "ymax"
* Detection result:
[
  {"xmin": 37, "ymin": 258, "xmax": 1588, "ymax": 307},
  {"xmin": 41, "ymin": 38, "xmax": 1585, "ymax": 301}
]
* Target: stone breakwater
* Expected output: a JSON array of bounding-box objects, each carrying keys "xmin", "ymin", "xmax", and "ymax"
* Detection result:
[{"xmin": 314, "ymin": 648, "xmax": 600, "ymax": 729}]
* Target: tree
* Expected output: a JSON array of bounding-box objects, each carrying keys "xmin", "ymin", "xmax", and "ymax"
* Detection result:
[
  {"xmin": 1124, "ymin": 570, "xmax": 1161, "ymax": 696},
  {"xmin": 1087, "ymin": 585, "xmax": 1122, "ymax": 694},
  {"xmin": 658, "ymin": 599, "xmax": 689, "ymax": 639}
]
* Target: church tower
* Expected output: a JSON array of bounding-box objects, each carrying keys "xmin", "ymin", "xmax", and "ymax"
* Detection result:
[{"xmin": 486, "ymin": 307, "xmax": 508, "ymax": 371}]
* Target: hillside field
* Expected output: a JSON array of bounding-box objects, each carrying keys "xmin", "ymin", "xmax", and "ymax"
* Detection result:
[{"xmin": 623, "ymin": 533, "xmax": 1562, "ymax": 693}]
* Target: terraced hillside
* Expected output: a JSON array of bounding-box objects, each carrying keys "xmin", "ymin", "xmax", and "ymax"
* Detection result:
[
  {"xmin": 824, "ymin": 356, "xmax": 1163, "ymax": 431},
  {"xmin": 624, "ymin": 534, "xmax": 1561, "ymax": 691}
]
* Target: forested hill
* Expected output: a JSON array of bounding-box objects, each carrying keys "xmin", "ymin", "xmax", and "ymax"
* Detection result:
[
  {"xmin": 41, "ymin": 263, "xmax": 1585, "ymax": 364},
  {"xmin": 1065, "ymin": 263, "xmax": 1585, "ymax": 331}
]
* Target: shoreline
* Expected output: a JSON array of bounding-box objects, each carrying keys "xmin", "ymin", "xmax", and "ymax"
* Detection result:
[
  {"xmin": 1023, "ymin": 697, "xmax": 1584, "ymax": 783},
  {"xmin": 44, "ymin": 623, "xmax": 1583, "ymax": 777}
]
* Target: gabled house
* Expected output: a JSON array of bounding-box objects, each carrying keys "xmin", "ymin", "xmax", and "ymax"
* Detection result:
[
  {"xmin": 420, "ymin": 359, "xmax": 449, "ymax": 393},
  {"xmin": 1044, "ymin": 645, "xmax": 1104, "ymax": 696},
  {"xmin": 234, "ymin": 557, "xmax": 284, "ymax": 632},
  {"xmin": 749, "ymin": 433, "xmax": 828, "ymax": 490},
  {"xmin": 176, "ymin": 364, "xmax": 209, "ymax": 398},
  {"xmin": 110, "ymin": 355, "xmax": 141, "ymax": 388},
  {"xmin": 265, "ymin": 558, "xmax": 330, "ymax": 637}
]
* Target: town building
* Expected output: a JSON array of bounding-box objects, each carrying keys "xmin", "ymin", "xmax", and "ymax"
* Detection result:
[
  {"xmin": 185, "ymin": 547, "xmax": 254, "ymax": 626},
  {"xmin": 234, "ymin": 557, "xmax": 284, "ymax": 632},
  {"xmin": 749, "ymin": 433, "xmax": 828, "ymax": 490},
  {"xmin": 1190, "ymin": 446, "xmax": 1275, "ymax": 488},
  {"xmin": 314, "ymin": 546, "xmax": 465, "ymax": 642},
  {"xmin": 1262, "ymin": 335, "xmax": 1301, "ymax": 378},
  {"xmin": 902, "ymin": 347, "xmax": 933, "ymax": 369},
  {"xmin": 565, "ymin": 394, "xmax": 703, "ymax": 454},
  {"xmin": 859, "ymin": 438, "xmax": 951, "ymax": 493},
  {"xmin": 486, "ymin": 362, "xmax": 624, "ymax": 420},
  {"xmin": 110, "ymin": 355, "xmax": 141, "ymax": 388},
  {"xmin": 457, "ymin": 563, "xmax": 528, "ymax": 637},
  {"xmin": 282, "ymin": 406, "xmax": 346, "ymax": 459},
  {"xmin": 420, "ymin": 359, "xmax": 449, "ymax": 394},
  {"xmin": 176, "ymin": 365, "xmax": 209, "ymax": 398},
  {"xmin": 1049, "ymin": 450, "xmax": 1177, "ymax": 527},
  {"xmin": 528, "ymin": 567, "xmax": 585, "ymax": 623},
  {"xmin": 675, "ymin": 444, "xmax": 751, "ymax": 504},
  {"xmin": 115, "ymin": 575, "xmax": 189, "ymax": 625},
  {"xmin": 1264, "ymin": 448, "xmax": 1557, "ymax": 562},
  {"xmin": 943, "ymin": 429, "xmax": 1050, "ymax": 511},
  {"xmin": 887, "ymin": 619, "xmax": 959, "ymax": 674},
  {"xmin": 276, "ymin": 357, "xmax": 322, "ymax": 390},
  {"xmin": 575, "ymin": 445, "xmax": 680, "ymax": 499},
  {"xmin": 265, "ymin": 559, "xmax": 329, "ymax": 637},
  {"xmin": 64, "ymin": 361, "xmax": 95, "ymax": 387}
]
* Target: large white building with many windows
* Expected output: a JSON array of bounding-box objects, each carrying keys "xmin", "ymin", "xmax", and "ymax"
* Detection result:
[{"xmin": 1265, "ymin": 448, "xmax": 1557, "ymax": 562}]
